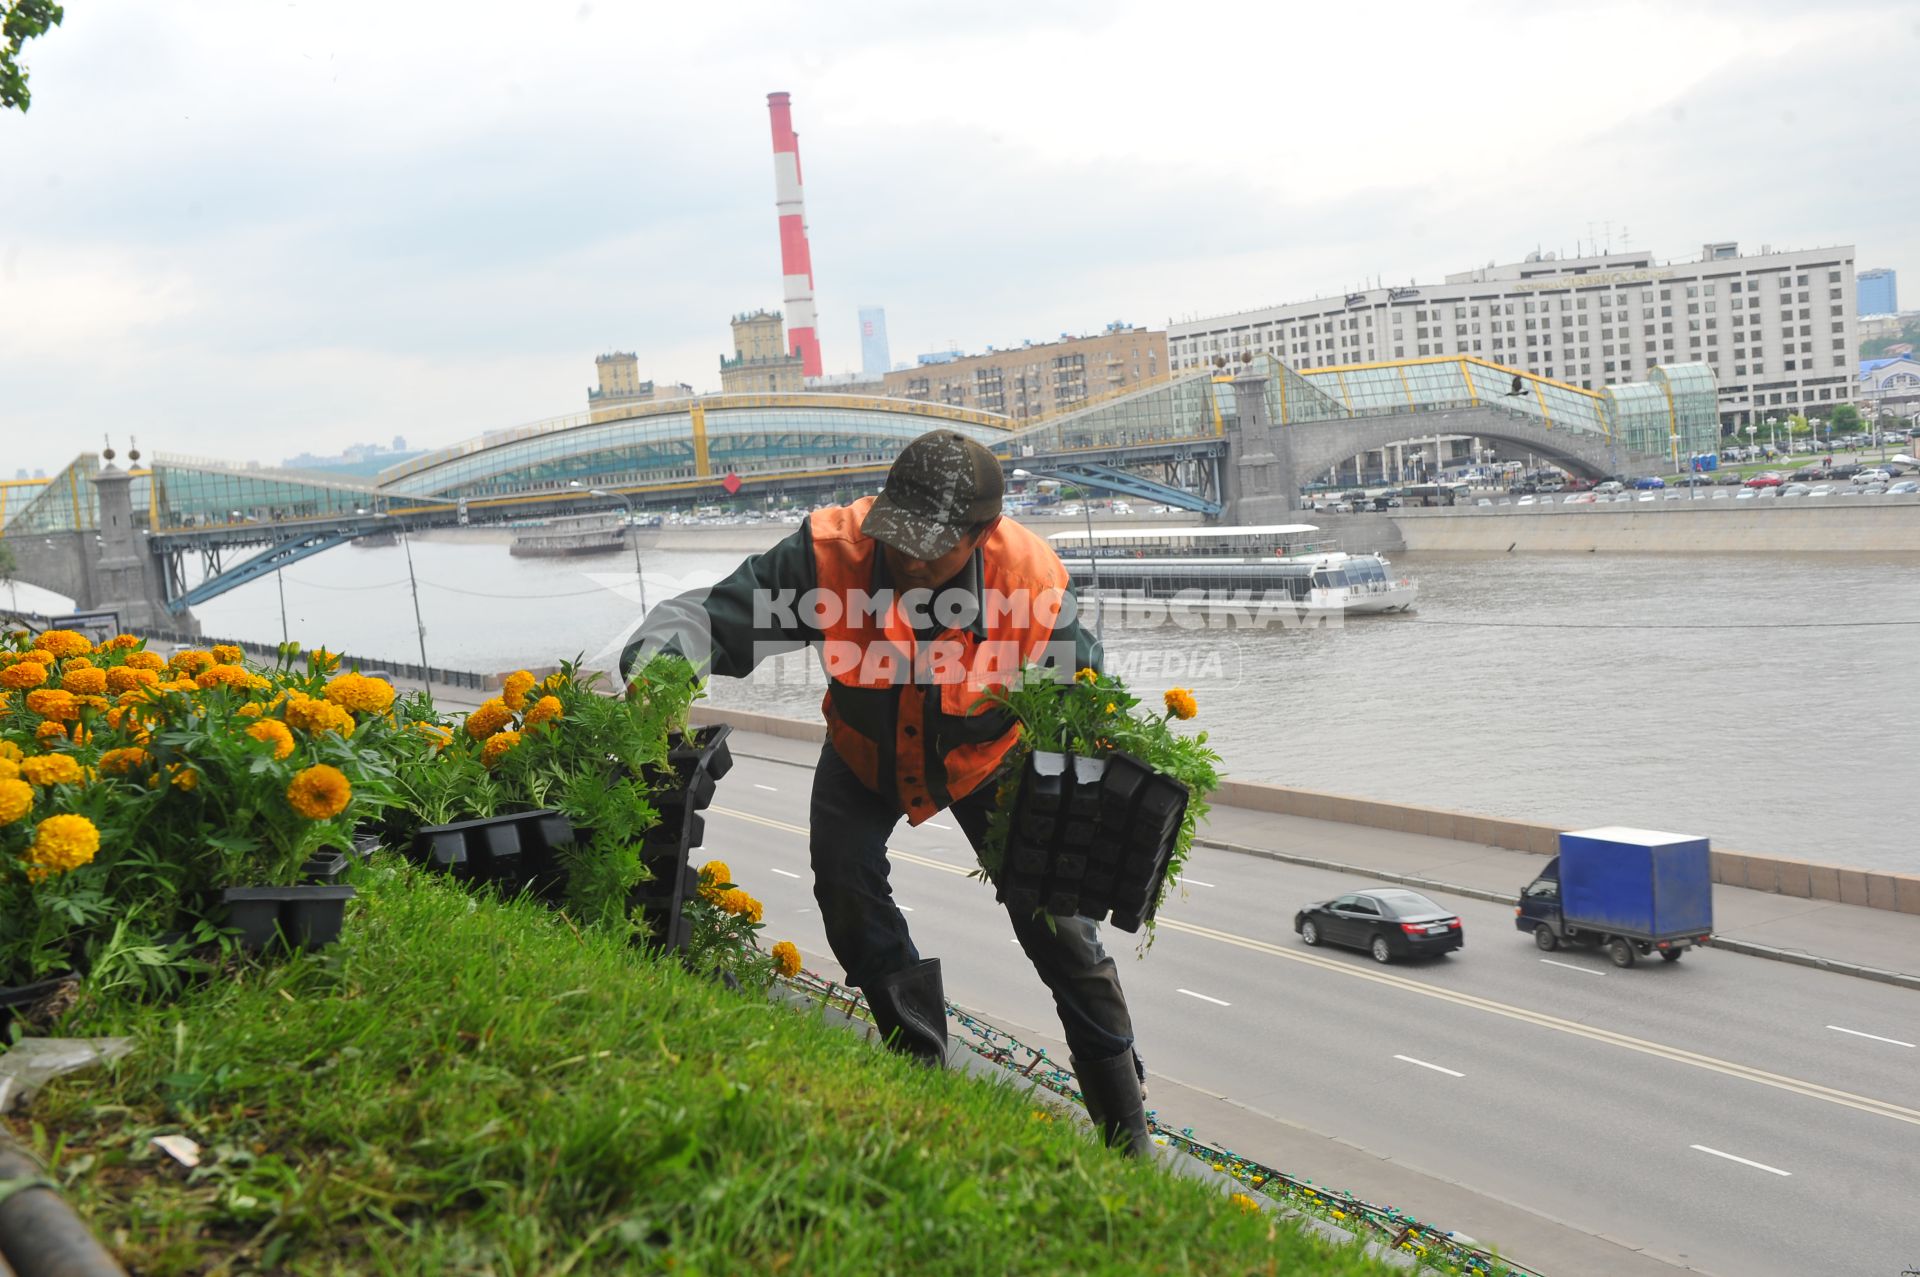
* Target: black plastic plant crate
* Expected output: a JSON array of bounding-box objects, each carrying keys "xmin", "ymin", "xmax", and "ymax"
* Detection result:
[
  {"xmin": 405, "ymin": 809, "xmax": 575, "ymax": 897},
  {"xmin": 219, "ymin": 885, "xmax": 357, "ymax": 953},
  {"xmin": 0, "ymin": 973, "xmax": 78, "ymax": 1037},
  {"xmin": 627, "ymin": 725, "xmax": 732, "ymax": 954},
  {"xmin": 1001, "ymin": 749, "xmax": 1189, "ymax": 933}
]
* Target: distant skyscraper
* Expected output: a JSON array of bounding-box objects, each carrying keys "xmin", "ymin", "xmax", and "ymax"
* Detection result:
[
  {"xmin": 858, "ymin": 307, "xmax": 891, "ymax": 376},
  {"xmin": 1858, "ymin": 268, "xmax": 1897, "ymax": 316}
]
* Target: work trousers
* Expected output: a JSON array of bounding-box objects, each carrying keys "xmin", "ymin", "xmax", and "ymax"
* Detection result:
[{"xmin": 808, "ymin": 741, "xmax": 1137, "ymax": 1066}]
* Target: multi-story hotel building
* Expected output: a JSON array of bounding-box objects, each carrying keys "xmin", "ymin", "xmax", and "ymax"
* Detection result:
[
  {"xmin": 879, "ymin": 324, "xmax": 1166, "ymax": 421},
  {"xmin": 1169, "ymin": 242, "xmax": 1859, "ymax": 428}
]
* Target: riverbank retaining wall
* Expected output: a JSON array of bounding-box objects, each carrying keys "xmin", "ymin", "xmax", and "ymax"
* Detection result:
[
  {"xmin": 685, "ymin": 703, "xmax": 1920, "ymax": 916},
  {"xmin": 1390, "ymin": 500, "xmax": 1920, "ymax": 554}
]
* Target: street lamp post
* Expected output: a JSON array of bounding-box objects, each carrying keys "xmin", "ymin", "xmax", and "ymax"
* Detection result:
[
  {"xmin": 1013, "ymin": 468, "xmax": 1100, "ymax": 640},
  {"xmin": 361, "ymin": 505, "xmax": 433, "ymax": 682},
  {"xmin": 578, "ymin": 483, "xmax": 649, "ymax": 615}
]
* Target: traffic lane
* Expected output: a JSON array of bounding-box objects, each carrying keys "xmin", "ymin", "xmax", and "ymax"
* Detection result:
[
  {"xmin": 712, "ymin": 764, "xmax": 1920, "ymax": 1111},
  {"xmin": 1090, "ymin": 837, "xmax": 1920, "ymax": 1110},
  {"xmin": 710, "ymin": 812, "xmax": 1912, "ymax": 1277},
  {"xmin": 1087, "ymin": 910, "xmax": 1915, "ymax": 1277}
]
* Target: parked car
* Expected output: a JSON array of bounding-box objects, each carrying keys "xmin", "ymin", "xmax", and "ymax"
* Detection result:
[
  {"xmin": 1807, "ymin": 484, "xmax": 1834, "ymax": 497},
  {"xmin": 1295, "ymin": 888, "xmax": 1464, "ymax": 963},
  {"xmin": 1852, "ymin": 469, "xmax": 1892, "ymax": 485},
  {"xmin": 1593, "ymin": 480, "xmax": 1625, "ymax": 495},
  {"xmin": 1887, "ymin": 480, "xmax": 1919, "ymax": 495},
  {"xmin": 1475, "ymin": 497, "xmax": 1494, "ymax": 506},
  {"xmin": 1744, "ymin": 473, "xmax": 1784, "ymax": 488},
  {"xmin": 1791, "ymin": 467, "xmax": 1826, "ymax": 482},
  {"xmin": 1714, "ymin": 472, "xmax": 1745, "ymax": 485},
  {"xmin": 1631, "ymin": 476, "xmax": 1666, "ymax": 490},
  {"xmin": 1779, "ymin": 483, "xmax": 1812, "ymax": 497},
  {"xmin": 1828, "ymin": 464, "xmax": 1864, "ymax": 480}
]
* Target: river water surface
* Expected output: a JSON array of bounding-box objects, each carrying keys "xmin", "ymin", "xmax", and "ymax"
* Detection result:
[{"xmin": 191, "ymin": 536, "xmax": 1920, "ymax": 873}]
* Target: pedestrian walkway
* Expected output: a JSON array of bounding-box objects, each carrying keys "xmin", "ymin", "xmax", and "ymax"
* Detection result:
[{"xmin": 694, "ymin": 710, "xmax": 1920, "ymax": 989}]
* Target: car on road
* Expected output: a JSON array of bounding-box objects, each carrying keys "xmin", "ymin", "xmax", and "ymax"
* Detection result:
[
  {"xmin": 1888, "ymin": 480, "xmax": 1919, "ymax": 495},
  {"xmin": 1294, "ymin": 888, "xmax": 1464, "ymax": 963}
]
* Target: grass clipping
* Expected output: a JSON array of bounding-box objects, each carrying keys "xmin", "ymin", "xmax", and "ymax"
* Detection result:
[{"xmin": 11, "ymin": 865, "xmax": 1402, "ymax": 1276}]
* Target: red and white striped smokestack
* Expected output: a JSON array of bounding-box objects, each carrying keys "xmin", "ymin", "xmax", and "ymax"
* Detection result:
[{"xmin": 766, "ymin": 91, "xmax": 822, "ymax": 379}]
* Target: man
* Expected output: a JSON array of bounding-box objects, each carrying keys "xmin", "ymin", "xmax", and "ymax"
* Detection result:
[{"xmin": 621, "ymin": 429, "xmax": 1150, "ymax": 1155}]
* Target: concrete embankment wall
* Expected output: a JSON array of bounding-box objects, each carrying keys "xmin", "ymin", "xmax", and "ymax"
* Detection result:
[
  {"xmin": 686, "ymin": 703, "xmax": 1920, "ymax": 917},
  {"xmin": 1390, "ymin": 501, "xmax": 1920, "ymax": 554}
]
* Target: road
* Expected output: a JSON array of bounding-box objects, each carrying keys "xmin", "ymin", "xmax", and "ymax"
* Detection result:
[{"xmin": 704, "ymin": 750, "xmax": 1920, "ymax": 1277}]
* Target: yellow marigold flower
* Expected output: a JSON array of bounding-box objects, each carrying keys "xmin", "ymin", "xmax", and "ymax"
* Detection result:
[
  {"xmin": 523, "ymin": 694, "xmax": 563, "ymax": 730},
  {"xmin": 0, "ymin": 741, "xmax": 21, "ymax": 762},
  {"xmin": 25, "ymin": 688, "xmax": 80, "ymax": 721},
  {"xmin": 246, "ymin": 718, "xmax": 296, "ymax": 760},
  {"xmin": 235, "ymin": 701, "xmax": 266, "ymax": 718},
  {"xmin": 717, "ymin": 888, "xmax": 763, "ymax": 924},
  {"xmin": 99, "ymin": 746, "xmax": 152, "ymax": 775},
  {"xmin": 1075, "ymin": 666, "xmax": 1098, "ymax": 685},
  {"xmin": 58, "ymin": 666, "xmax": 109, "ymax": 696},
  {"xmin": 698, "ymin": 860, "xmax": 732, "ymax": 901},
  {"xmin": 480, "ymin": 729, "xmax": 522, "ymax": 767},
  {"xmin": 27, "ymin": 813, "xmax": 99, "ymax": 880},
  {"xmin": 211, "ymin": 643, "xmax": 244, "ymax": 664},
  {"xmin": 171, "ymin": 766, "xmax": 200, "ymax": 791},
  {"xmin": 124, "ymin": 650, "xmax": 166, "ymax": 672},
  {"xmin": 17, "ymin": 647, "xmax": 55, "ymax": 665},
  {"xmin": 21, "ymin": 753, "xmax": 83, "ymax": 787},
  {"xmin": 0, "ymin": 662, "xmax": 49, "ymax": 690},
  {"xmin": 63, "ymin": 656, "xmax": 95, "ymax": 670},
  {"xmin": 103, "ymin": 633, "xmax": 142, "ymax": 651},
  {"xmin": 0, "ymin": 778, "xmax": 32, "ymax": 824},
  {"xmin": 1164, "ymin": 687, "xmax": 1198, "ymax": 721},
  {"xmin": 105, "ymin": 666, "xmax": 159, "ymax": 694},
  {"xmin": 502, "ymin": 670, "xmax": 536, "ymax": 713},
  {"xmin": 323, "ymin": 672, "xmax": 396, "ymax": 716},
  {"xmin": 309, "ymin": 649, "xmax": 340, "ymax": 672},
  {"xmin": 287, "ymin": 764, "xmax": 352, "ymax": 820},
  {"xmin": 0, "ymin": 757, "xmax": 17, "ymax": 782},
  {"xmin": 32, "ymin": 629, "xmax": 93, "ymax": 660},
  {"xmin": 412, "ymin": 721, "xmax": 453, "ymax": 750},
  {"xmin": 464, "ymin": 698, "xmax": 512, "ymax": 740},
  {"xmin": 196, "ymin": 664, "xmax": 262, "ymax": 692},
  {"xmin": 770, "ymin": 940, "xmax": 802, "ymax": 979},
  {"xmin": 169, "ymin": 650, "xmax": 216, "ymax": 676},
  {"xmin": 541, "ymin": 671, "xmax": 569, "ymax": 692},
  {"xmin": 35, "ymin": 722, "xmax": 68, "ymax": 745},
  {"xmin": 1228, "ymin": 1193, "xmax": 1260, "ymax": 1213},
  {"xmin": 284, "ymin": 696, "xmax": 356, "ymax": 737}
]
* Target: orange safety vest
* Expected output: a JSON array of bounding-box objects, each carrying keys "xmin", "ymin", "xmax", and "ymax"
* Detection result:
[{"xmin": 808, "ymin": 497, "xmax": 1071, "ymax": 824}]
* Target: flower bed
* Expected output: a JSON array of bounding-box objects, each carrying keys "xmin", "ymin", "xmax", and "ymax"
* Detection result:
[{"xmin": 1, "ymin": 634, "xmax": 790, "ymax": 1005}]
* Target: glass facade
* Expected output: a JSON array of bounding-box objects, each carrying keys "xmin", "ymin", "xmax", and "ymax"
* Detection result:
[
  {"xmin": 150, "ymin": 458, "xmax": 378, "ymax": 531},
  {"xmin": 1645, "ymin": 363, "xmax": 1720, "ymax": 460},
  {"xmin": 2, "ymin": 455, "xmax": 155, "ymax": 535},
  {"xmin": 1000, "ymin": 371, "xmax": 1223, "ymax": 455}
]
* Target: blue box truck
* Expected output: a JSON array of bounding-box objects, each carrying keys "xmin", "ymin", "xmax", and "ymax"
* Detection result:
[{"xmin": 1514, "ymin": 827, "xmax": 1714, "ymax": 968}]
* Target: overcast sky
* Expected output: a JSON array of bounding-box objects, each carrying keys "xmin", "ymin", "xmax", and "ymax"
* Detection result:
[{"xmin": 4, "ymin": 0, "xmax": 1916, "ymax": 480}]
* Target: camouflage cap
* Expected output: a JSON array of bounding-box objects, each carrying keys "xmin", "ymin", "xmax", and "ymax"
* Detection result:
[{"xmin": 861, "ymin": 430, "xmax": 1004, "ymax": 560}]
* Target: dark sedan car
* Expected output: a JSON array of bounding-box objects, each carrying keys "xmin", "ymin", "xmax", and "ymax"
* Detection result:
[{"xmin": 1294, "ymin": 888, "xmax": 1464, "ymax": 963}]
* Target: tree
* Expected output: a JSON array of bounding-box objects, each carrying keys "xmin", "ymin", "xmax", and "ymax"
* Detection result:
[
  {"xmin": 1828, "ymin": 404, "xmax": 1863, "ymax": 434},
  {"xmin": 0, "ymin": 537, "xmax": 14, "ymax": 581},
  {"xmin": 1, "ymin": 0, "xmax": 64, "ymax": 113}
]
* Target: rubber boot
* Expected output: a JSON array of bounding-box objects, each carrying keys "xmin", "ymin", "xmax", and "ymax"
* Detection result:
[
  {"xmin": 1072, "ymin": 1047, "xmax": 1152, "ymax": 1157},
  {"xmin": 863, "ymin": 957, "xmax": 948, "ymax": 1067}
]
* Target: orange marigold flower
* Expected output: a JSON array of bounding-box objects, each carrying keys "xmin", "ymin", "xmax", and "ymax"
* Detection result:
[
  {"xmin": 412, "ymin": 721, "xmax": 453, "ymax": 750},
  {"xmin": 0, "ymin": 662, "xmax": 49, "ymax": 690},
  {"xmin": 17, "ymin": 648, "xmax": 55, "ymax": 665},
  {"xmin": 1163, "ymin": 687, "xmax": 1198, "ymax": 721},
  {"xmin": 0, "ymin": 757, "xmax": 18, "ymax": 782},
  {"xmin": 170, "ymin": 765, "xmax": 200, "ymax": 791},
  {"xmin": 286, "ymin": 764, "xmax": 352, "ymax": 820},
  {"xmin": 284, "ymin": 696, "xmax": 356, "ymax": 737},
  {"xmin": 123, "ymin": 650, "xmax": 166, "ymax": 672},
  {"xmin": 196, "ymin": 664, "xmax": 262, "ymax": 692},
  {"xmin": 698, "ymin": 859, "xmax": 732, "ymax": 901},
  {"xmin": 103, "ymin": 633, "xmax": 142, "ymax": 651},
  {"xmin": 481, "ymin": 729, "xmax": 522, "ymax": 767},
  {"xmin": 25, "ymin": 688, "xmax": 80, "ymax": 721},
  {"xmin": 21, "ymin": 753, "xmax": 83, "ymax": 786},
  {"xmin": 464, "ymin": 698, "xmax": 513, "ymax": 740},
  {"xmin": 0, "ymin": 778, "xmax": 32, "ymax": 824},
  {"xmin": 323, "ymin": 672, "xmax": 396, "ymax": 716},
  {"xmin": 770, "ymin": 940, "xmax": 802, "ymax": 979},
  {"xmin": 716, "ymin": 888, "xmax": 763, "ymax": 924},
  {"xmin": 105, "ymin": 666, "xmax": 160, "ymax": 694},
  {"xmin": 246, "ymin": 718, "xmax": 296, "ymax": 760},
  {"xmin": 27, "ymin": 812, "xmax": 100, "ymax": 881},
  {"xmin": 1075, "ymin": 666, "xmax": 1099, "ymax": 685},
  {"xmin": 35, "ymin": 722, "xmax": 68, "ymax": 745},
  {"xmin": 0, "ymin": 741, "xmax": 20, "ymax": 762},
  {"xmin": 235, "ymin": 701, "xmax": 266, "ymax": 718},
  {"xmin": 32, "ymin": 629, "xmax": 93, "ymax": 660},
  {"xmin": 523, "ymin": 695, "xmax": 564, "ymax": 729},
  {"xmin": 99, "ymin": 746, "xmax": 152, "ymax": 775},
  {"xmin": 502, "ymin": 671, "xmax": 536, "ymax": 713},
  {"xmin": 211, "ymin": 643, "xmax": 245, "ymax": 664},
  {"xmin": 59, "ymin": 666, "xmax": 109, "ymax": 696},
  {"xmin": 169, "ymin": 650, "xmax": 216, "ymax": 676},
  {"xmin": 63, "ymin": 656, "xmax": 95, "ymax": 670}
]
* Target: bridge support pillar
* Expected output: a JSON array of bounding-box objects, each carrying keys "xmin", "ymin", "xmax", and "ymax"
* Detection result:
[
  {"xmin": 1222, "ymin": 371, "xmax": 1297, "ymax": 525},
  {"xmin": 89, "ymin": 460, "xmax": 195, "ymax": 634}
]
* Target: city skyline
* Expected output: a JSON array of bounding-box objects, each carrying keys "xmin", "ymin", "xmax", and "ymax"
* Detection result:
[{"xmin": 3, "ymin": 0, "xmax": 1917, "ymax": 477}]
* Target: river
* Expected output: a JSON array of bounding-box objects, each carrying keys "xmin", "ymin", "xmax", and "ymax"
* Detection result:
[{"xmin": 190, "ymin": 534, "xmax": 1920, "ymax": 873}]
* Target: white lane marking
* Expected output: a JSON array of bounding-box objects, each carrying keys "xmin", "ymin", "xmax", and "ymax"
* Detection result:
[
  {"xmin": 770, "ymin": 868, "xmax": 802, "ymax": 879},
  {"xmin": 1827, "ymin": 1025, "xmax": 1916, "ymax": 1048},
  {"xmin": 1177, "ymin": 988, "xmax": 1231, "ymax": 1007},
  {"xmin": 1394, "ymin": 1054, "xmax": 1464, "ymax": 1078},
  {"xmin": 1690, "ymin": 1144, "xmax": 1790, "ymax": 1176},
  {"xmin": 753, "ymin": 783, "xmax": 779, "ymax": 791},
  {"xmin": 1541, "ymin": 958, "xmax": 1605, "ymax": 976},
  {"xmin": 1177, "ymin": 877, "xmax": 1215, "ymax": 888}
]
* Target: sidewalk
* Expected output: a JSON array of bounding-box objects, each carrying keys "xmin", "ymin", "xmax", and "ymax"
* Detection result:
[{"xmin": 695, "ymin": 712, "xmax": 1920, "ymax": 991}]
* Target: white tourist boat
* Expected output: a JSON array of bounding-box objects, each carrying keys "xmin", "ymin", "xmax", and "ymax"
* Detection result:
[{"xmin": 1047, "ymin": 524, "xmax": 1418, "ymax": 616}]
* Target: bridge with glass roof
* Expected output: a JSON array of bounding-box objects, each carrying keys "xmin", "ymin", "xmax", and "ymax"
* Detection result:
[{"xmin": 1, "ymin": 358, "xmax": 1715, "ymax": 616}]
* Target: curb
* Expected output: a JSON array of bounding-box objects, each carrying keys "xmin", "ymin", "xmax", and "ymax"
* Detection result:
[{"xmin": 1194, "ymin": 835, "xmax": 1920, "ymax": 993}]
